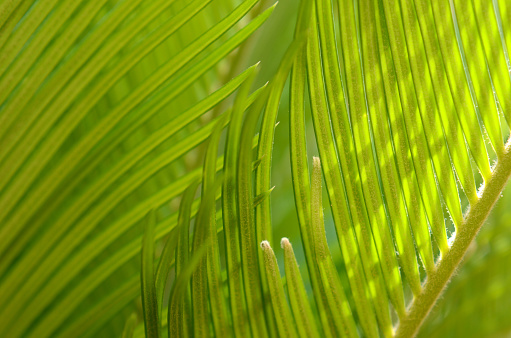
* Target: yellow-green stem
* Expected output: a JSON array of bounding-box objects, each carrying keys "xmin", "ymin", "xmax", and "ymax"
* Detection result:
[{"xmin": 395, "ymin": 138, "xmax": 511, "ymax": 337}]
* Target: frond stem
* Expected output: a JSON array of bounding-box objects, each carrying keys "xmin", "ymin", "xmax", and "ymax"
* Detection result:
[{"xmin": 395, "ymin": 138, "xmax": 511, "ymax": 338}]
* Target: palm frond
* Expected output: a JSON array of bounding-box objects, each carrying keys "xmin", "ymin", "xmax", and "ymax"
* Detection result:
[
  {"xmin": 419, "ymin": 186, "xmax": 511, "ymax": 337},
  {"xmin": 0, "ymin": 0, "xmax": 275, "ymax": 336},
  {"xmin": 283, "ymin": 0, "xmax": 511, "ymax": 336},
  {"xmin": 2, "ymin": 0, "xmax": 511, "ymax": 337},
  {"xmin": 141, "ymin": 210, "xmax": 160, "ymax": 337}
]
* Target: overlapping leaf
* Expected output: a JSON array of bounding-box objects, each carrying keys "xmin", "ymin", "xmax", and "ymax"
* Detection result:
[
  {"xmin": 0, "ymin": 0, "xmax": 275, "ymax": 336},
  {"xmin": 2, "ymin": 0, "xmax": 511, "ymax": 337}
]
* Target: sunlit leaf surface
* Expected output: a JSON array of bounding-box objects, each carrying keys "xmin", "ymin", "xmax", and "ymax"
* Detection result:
[{"xmin": 1, "ymin": 0, "xmax": 511, "ymax": 337}]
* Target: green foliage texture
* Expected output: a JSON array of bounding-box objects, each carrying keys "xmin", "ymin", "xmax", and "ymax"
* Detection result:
[{"xmin": 1, "ymin": 0, "xmax": 511, "ymax": 337}]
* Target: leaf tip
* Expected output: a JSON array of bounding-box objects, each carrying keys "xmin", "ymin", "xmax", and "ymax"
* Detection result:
[
  {"xmin": 280, "ymin": 237, "xmax": 290, "ymax": 249},
  {"xmin": 260, "ymin": 240, "xmax": 271, "ymax": 249}
]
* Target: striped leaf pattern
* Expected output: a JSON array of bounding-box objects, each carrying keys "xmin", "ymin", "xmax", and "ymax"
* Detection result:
[{"xmin": 2, "ymin": 0, "xmax": 511, "ymax": 337}]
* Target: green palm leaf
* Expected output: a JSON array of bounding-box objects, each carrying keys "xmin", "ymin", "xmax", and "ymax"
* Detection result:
[{"xmin": 1, "ymin": 0, "xmax": 511, "ymax": 337}]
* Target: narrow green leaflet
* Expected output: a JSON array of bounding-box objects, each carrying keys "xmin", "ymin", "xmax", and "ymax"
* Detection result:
[
  {"xmin": 171, "ymin": 182, "xmax": 199, "ymax": 338},
  {"xmin": 154, "ymin": 226, "xmax": 180, "ymax": 319},
  {"xmin": 202, "ymin": 115, "xmax": 230, "ymax": 336},
  {"xmin": 141, "ymin": 210, "xmax": 160, "ymax": 338},
  {"xmin": 191, "ymin": 175, "xmax": 223, "ymax": 337},
  {"xmin": 260, "ymin": 240, "xmax": 299, "ymax": 337},
  {"xmin": 222, "ymin": 66, "xmax": 258, "ymax": 337},
  {"xmin": 281, "ymin": 238, "xmax": 321, "ymax": 337},
  {"xmin": 311, "ymin": 157, "xmax": 358, "ymax": 338},
  {"xmin": 169, "ymin": 245, "xmax": 209, "ymax": 338},
  {"xmin": 237, "ymin": 79, "xmax": 271, "ymax": 336}
]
